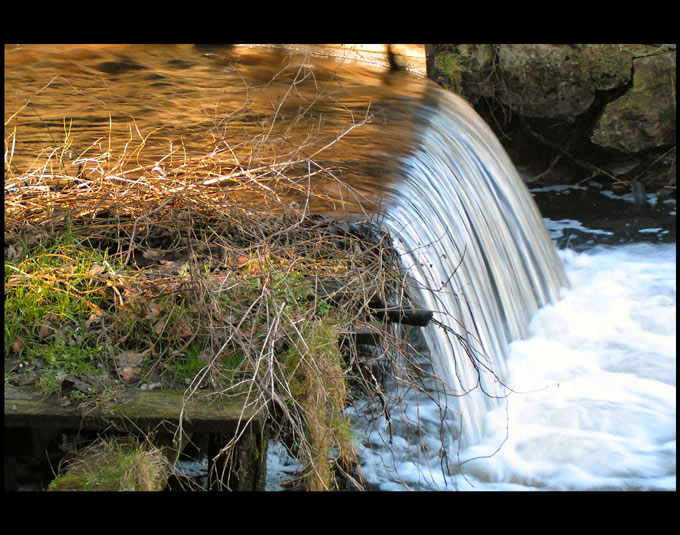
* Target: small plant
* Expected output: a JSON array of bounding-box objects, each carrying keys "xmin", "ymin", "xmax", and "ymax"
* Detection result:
[
  {"xmin": 48, "ymin": 436, "xmax": 170, "ymax": 491},
  {"xmin": 281, "ymin": 318, "xmax": 357, "ymax": 490}
]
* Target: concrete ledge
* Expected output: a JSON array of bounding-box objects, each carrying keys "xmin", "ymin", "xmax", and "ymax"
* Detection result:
[{"xmin": 4, "ymin": 384, "xmax": 263, "ymax": 435}]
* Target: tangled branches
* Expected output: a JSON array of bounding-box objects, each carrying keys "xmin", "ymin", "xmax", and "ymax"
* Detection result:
[
  {"xmin": 4, "ymin": 50, "xmax": 450, "ymax": 490},
  {"xmin": 5, "ymin": 110, "xmax": 430, "ymax": 492}
]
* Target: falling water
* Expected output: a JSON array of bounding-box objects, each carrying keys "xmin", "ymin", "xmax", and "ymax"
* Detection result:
[
  {"xmin": 378, "ymin": 86, "xmax": 569, "ymax": 450},
  {"xmin": 350, "ymin": 83, "xmax": 675, "ymax": 490}
]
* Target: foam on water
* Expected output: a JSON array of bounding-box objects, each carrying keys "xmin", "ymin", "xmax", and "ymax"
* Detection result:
[
  {"xmin": 352, "ymin": 242, "xmax": 676, "ymax": 490},
  {"xmin": 343, "ymin": 83, "xmax": 675, "ymax": 492}
]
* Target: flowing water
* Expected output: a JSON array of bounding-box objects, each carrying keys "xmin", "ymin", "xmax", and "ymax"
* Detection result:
[
  {"xmin": 347, "ymin": 89, "xmax": 675, "ymax": 491},
  {"xmin": 377, "ymin": 87, "xmax": 568, "ymax": 451},
  {"xmin": 350, "ymin": 240, "xmax": 675, "ymax": 491},
  {"xmin": 5, "ymin": 44, "xmax": 675, "ymax": 491}
]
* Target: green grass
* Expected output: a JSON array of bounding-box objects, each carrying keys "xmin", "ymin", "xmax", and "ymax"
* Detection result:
[
  {"xmin": 4, "ymin": 228, "xmax": 316, "ymax": 394},
  {"xmin": 48, "ymin": 436, "xmax": 170, "ymax": 491},
  {"xmin": 4, "ymin": 230, "xmax": 116, "ymax": 378}
]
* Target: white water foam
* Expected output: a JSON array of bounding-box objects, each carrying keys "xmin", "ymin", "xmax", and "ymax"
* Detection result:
[{"xmin": 352, "ymin": 242, "xmax": 676, "ymax": 491}]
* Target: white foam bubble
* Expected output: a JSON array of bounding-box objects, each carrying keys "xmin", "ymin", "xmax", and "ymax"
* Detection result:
[
  {"xmin": 354, "ymin": 243, "xmax": 676, "ymax": 491},
  {"xmin": 455, "ymin": 243, "xmax": 676, "ymax": 490}
]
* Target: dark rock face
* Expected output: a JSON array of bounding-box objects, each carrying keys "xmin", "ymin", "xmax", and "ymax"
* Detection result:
[
  {"xmin": 432, "ymin": 44, "xmax": 676, "ymax": 190},
  {"xmin": 591, "ymin": 52, "xmax": 676, "ymax": 153},
  {"xmin": 492, "ymin": 44, "xmax": 627, "ymax": 119}
]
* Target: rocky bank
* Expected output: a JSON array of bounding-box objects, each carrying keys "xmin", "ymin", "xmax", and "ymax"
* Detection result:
[{"xmin": 430, "ymin": 44, "xmax": 676, "ymax": 192}]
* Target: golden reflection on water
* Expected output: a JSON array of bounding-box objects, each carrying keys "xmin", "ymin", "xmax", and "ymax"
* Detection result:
[{"xmin": 5, "ymin": 44, "xmax": 430, "ymax": 216}]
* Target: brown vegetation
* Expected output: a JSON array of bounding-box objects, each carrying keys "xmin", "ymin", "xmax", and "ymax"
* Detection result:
[{"xmin": 4, "ymin": 68, "xmax": 440, "ymax": 490}]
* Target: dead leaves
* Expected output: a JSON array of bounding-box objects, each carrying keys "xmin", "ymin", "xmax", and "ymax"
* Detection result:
[
  {"xmin": 11, "ymin": 337, "xmax": 25, "ymax": 354},
  {"xmin": 59, "ymin": 371, "xmax": 113, "ymax": 397},
  {"xmin": 87, "ymin": 264, "xmax": 107, "ymax": 278},
  {"xmin": 34, "ymin": 312, "xmax": 95, "ymax": 348},
  {"xmin": 38, "ymin": 312, "xmax": 64, "ymax": 339},
  {"xmin": 142, "ymin": 301, "xmax": 193, "ymax": 338},
  {"xmin": 113, "ymin": 349, "xmax": 150, "ymax": 382},
  {"xmin": 173, "ymin": 316, "xmax": 194, "ymax": 338},
  {"xmin": 5, "ymin": 242, "xmax": 24, "ymax": 262},
  {"xmin": 145, "ymin": 302, "xmax": 163, "ymax": 319},
  {"xmin": 85, "ymin": 311, "xmax": 106, "ymax": 328}
]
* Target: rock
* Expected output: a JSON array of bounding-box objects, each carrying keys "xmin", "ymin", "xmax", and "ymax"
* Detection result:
[
  {"xmin": 457, "ymin": 44, "xmax": 634, "ymax": 120},
  {"xmin": 591, "ymin": 49, "xmax": 676, "ymax": 152},
  {"xmin": 495, "ymin": 44, "xmax": 600, "ymax": 119},
  {"xmin": 433, "ymin": 44, "xmax": 676, "ymax": 188}
]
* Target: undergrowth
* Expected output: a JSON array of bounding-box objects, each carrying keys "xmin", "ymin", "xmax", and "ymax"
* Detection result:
[
  {"xmin": 4, "ymin": 52, "xmax": 443, "ymax": 491},
  {"xmin": 48, "ymin": 435, "xmax": 171, "ymax": 491}
]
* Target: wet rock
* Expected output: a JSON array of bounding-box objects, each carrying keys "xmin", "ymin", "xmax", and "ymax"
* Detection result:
[
  {"xmin": 433, "ymin": 44, "xmax": 676, "ymax": 188},
  {"xmin": 591, "ymin": 50, "xmax": 676, "ymax": 152},
  {"xmin": 495, "ymin": 44, "xmax": 610, "ymax": 119},
  {"xmin": 455, "ymin": 44, "xmax": 634, "ymax": 120}
]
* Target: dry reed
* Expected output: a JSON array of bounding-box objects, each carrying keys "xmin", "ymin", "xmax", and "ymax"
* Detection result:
[{"xmin": 4, "ymin": 58, "xmax": 449, "ymax": 491}]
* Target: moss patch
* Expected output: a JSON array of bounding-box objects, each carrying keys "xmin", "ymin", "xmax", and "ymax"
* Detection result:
[{"xmin": 48, "ymin": 436, "xmax": 170, "ymax": 491}]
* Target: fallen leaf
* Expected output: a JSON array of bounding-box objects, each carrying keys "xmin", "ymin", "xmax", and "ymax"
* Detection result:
[
  {"xmin": 11, "ymin": 337, "xmax": 24, "ymax": 353},
  {"xmin": 158, "ymin": 260, "xmax": 181, "ymax": 275},
  {"xmin": 118, "ymin": 366, "xmax": 142, "ymax": 382},
  {"xmin": 38, "ymin": 315, "xmax": 64, "ymax": 339},
  {"xmin": 56, "ymin": 263, "xmax": 76, "ymax": 276},
  {"xmin": 85, "ymin": 312, "xmax": 105, "ymax": 328},
  {"xmin": 153, "ymin": 318, "xmax": 166, "ymax": 335},
  {"xmin": 114, "ymin": 350, "xmax": 149, "ymax": 382},
  {"xmin": 115, "ymin": 350, "xmax": 148, "ymax": 368},
  {"xmin": 54, "ymin": 327, "xmax": 69, "ymax": 342},
  {"xmin": 145, "ymin": 302, "xmax": 163, "ymax": 319},
  {"xmin": 176, "ymin": 317, "xmax": 193, "ymax": 337},
  {"xmin": 25, "ymin": 234, "xmax": 41, "ymax": 246},
  {"xmin": 38, "ymin": 319, "xmax": 58, "ymax": 339},
  {"xmin": 6, "ymin": 243, "xmax": 24, "ymax": 261},
  {"xmin": 88, "ymin": 264, "xmax": 106, "ymax": 277},
  {"xmin": 142, "ymin": 249, "xmax": 164, "ymax": 262},
  {"xmin": 69, "ymin": 334, "xmax": 85, "ymax": 346}
]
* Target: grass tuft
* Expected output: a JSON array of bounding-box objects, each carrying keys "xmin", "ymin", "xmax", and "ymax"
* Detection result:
[{"xmin": 48, "ymin": 436, "xmax": 170, "ymax": 491}]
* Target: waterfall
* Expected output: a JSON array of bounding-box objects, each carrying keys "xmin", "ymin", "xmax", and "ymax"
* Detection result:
[{"xmin": 379, "ymin": 85, "xmax": 569, "ymax": 448}]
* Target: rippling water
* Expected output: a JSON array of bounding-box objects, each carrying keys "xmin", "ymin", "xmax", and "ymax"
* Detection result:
[{"xmin": 5, "ymin": 44, "xmax": 426, "ymax": 215}]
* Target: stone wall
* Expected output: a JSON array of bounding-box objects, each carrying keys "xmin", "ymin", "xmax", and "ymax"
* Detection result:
[{"xmin": 430, "ymin": 44, "xmax": 676, "ymax": 190}]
